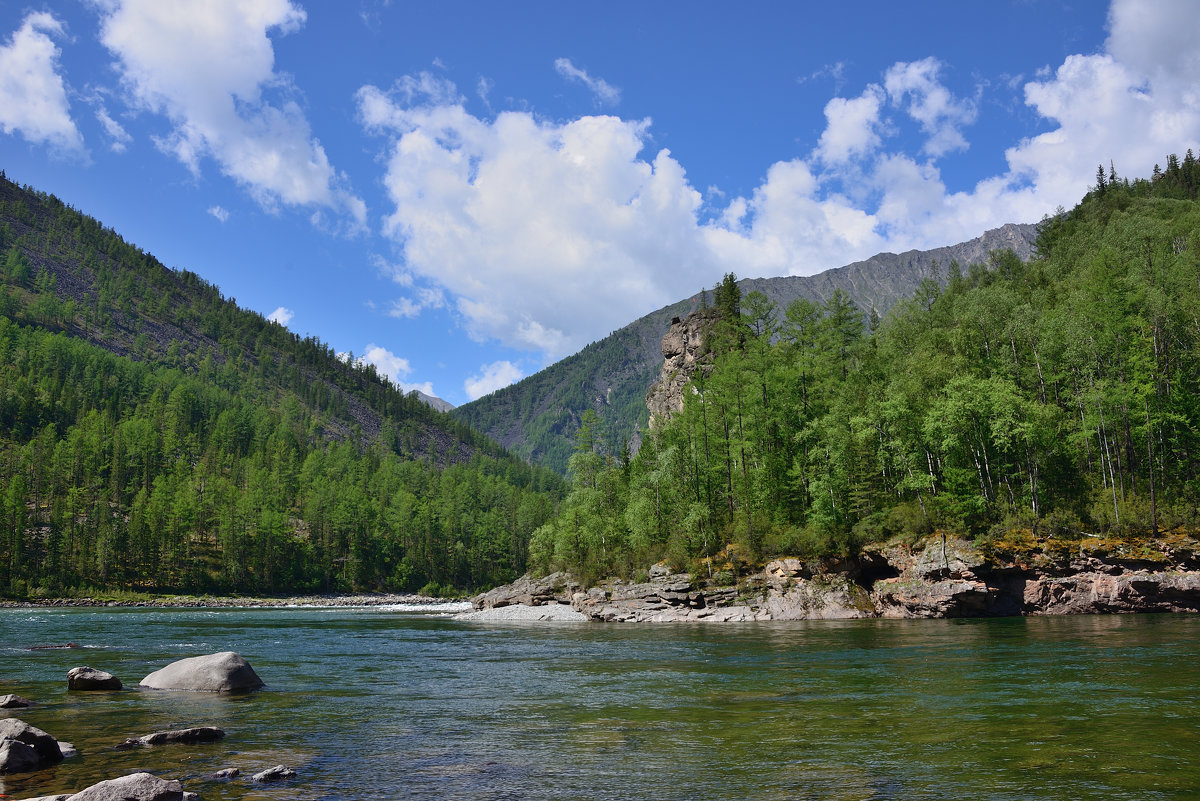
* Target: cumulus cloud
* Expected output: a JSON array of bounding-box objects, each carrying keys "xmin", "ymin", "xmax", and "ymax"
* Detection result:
[
  {"xmin": 555, "ymin": 57, "xmax": 621, "ymax": 106},
  {"xmin": 96, "ymin": 0, "xmax": 364, "ymax": 226},
  {"xmin": 360, "ymin": 0, "xmax": 1200, "ymax": 365},
  {"xmin": 884, "ymin": 58, "xmax": 977, "ymax": 156},
  {"xmin": 208, "ymin": 205, "xmax": 230, "ymax": 222},
  {"xmin": 465, "ymin": 361, "xmax": 524, "ymax": 401},
  {"xmin": 267, "ymin": 305, "xmax": 292, "ymax": 325},
  {"xmin": 0, "ymin": 12, "xmax": 83, "ymax": 152},
  {"xmin": 354, "ymin": 343, "xmax": 436, "ymax": 396},
  {"xmin": 814, "ymin": 86, "xmax": 885, "ymax": 165}
]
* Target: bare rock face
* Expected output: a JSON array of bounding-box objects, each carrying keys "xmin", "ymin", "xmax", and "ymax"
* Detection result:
[
  {"xmin": 67, "ymin": 666, "xmax": 122, "ymax": 691},
  {"xmin": 140, "ymin": 652, "xmax": 264, "ymax": 693},
  {"xmin": 646, "ymin": 309, "xmax": 720, "ymax": 429},
  {"xmin": 67, "ymin": 772, "xmax": 192, "ymax": 801}
]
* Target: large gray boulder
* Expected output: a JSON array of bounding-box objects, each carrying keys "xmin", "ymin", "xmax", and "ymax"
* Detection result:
[
  {"xmin": 67, "ymin": 666, "xmax": 122, "ymax": 691},
  {"xmin": 0, "ymin": 694, "xmax": 33, "ymax": 708},
  {"xmin": 0, "ymin": 719, "xmax": 63, "ymax": 765},
  {"xmin": 139, "ymin": 652, "xmax": 263, "ymax": 693},
  {"xmin": 67, "ymin": 772, "xmax": 193, "ymax": 801}
]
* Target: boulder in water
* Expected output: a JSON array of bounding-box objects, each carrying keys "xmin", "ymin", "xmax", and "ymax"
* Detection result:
[
  {"xmin": 0, "ymin": 693, "xmax": 33, "ymax": 708},
  {"xmin": 0, "ymin": 737, "xmax": 41, "ymax": 773},
  {"xmin": 0, "ymin": 718, "xmax": 63, "ymax": 766},
  {"xmin": 68, "ymin": 666, "xmax": 123, "ymax": 691},
  {"xmin": 139, "ymin": 651, "xmax": 264, "ymax": 693},
  {"xmin": 67, "ymin": 772, "xmax": 193, "ymax": 801}
]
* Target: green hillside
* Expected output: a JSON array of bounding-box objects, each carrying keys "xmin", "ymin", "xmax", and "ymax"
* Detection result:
[
  {"xmin": 530, "ymin": 154, "xmax": 1200, "ymax": 582},
  {"xmin": 0, "ymin": 172, "xmax": 562, "ymax": 599}
]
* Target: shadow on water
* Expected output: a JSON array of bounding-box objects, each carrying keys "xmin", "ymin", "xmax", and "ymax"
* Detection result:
[{"xmin": 2, "ymin": 608, "xmax": 1198, "ymax": 800}]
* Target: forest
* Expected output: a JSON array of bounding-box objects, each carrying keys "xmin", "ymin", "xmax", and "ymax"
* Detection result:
[
  {"xmin": 530, "ymin": 153, "xmax": 1200, "ymax": 583},
  {"xmin": 0, "ymin": 172, "xmax": 562, "ymax": 598}
]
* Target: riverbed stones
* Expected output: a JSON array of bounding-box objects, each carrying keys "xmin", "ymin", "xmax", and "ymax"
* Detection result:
[
  {"xmin": 211, "ymin": 767, "xmax": 240, "ymax": 778},
  {"xmin": 0, "ymin": 693, "xmax": 33, "ymax": 708},
  {"xmin": 67, "ymin": 772, "xmax": 194, "ymax": 801},
  {"xmin": 67, "ymin": 666, "xmax": 122, "ymax": 690},
  {"xmin": 139, "ymin": 651, "xmax": 263, "ymax": 693}
]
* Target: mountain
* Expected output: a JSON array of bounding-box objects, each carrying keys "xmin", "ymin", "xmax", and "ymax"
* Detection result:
[
  {"xmin": 453, "ymin": 222, "xmax": 1039, "ymax": 473},
  {"xmin": 0, "ymin": 173, "xmax": 562, "ymax": 598},
  {"xmin": 412, "ymin": 389, "xmax": 455, "ymax": 413}
]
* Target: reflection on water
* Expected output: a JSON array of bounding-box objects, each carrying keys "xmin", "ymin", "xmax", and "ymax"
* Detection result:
[{"xmin": 1, "ymin": 608, "xmax": 1198, "ymax": 800}]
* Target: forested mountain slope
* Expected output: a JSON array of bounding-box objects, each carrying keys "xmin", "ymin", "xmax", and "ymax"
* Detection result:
[
  {"xmin": 454, "ymin": 223, "xmax": 1037, "ymax": 473},
  {"xmin": 530, "ymin": 155, "xmax": 1200, "ymax": 583},
  {"xmin": 0, "ymin": 172, "xmax": 562, "ymax": 598}
]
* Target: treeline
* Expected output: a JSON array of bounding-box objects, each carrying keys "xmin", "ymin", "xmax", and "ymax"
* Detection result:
[
  {"xmin": 531, "ymin": 155, "xmax": 1200, "ymax": 583},
  {"xmin": 0, "ymin": 171, "xmax": 563, "ymax": 598}
]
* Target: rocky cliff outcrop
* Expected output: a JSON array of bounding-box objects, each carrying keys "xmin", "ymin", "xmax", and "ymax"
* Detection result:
[
  {"xmin": 469, "ymin": 534, "xmax": 1200, "ymax": 622},
  {"xmin": 645, "ymin": 308, "xmax": 720, "ymax": 429}
]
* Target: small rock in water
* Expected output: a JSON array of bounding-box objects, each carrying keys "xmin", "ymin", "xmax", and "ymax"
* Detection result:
[
  {"xmin": 28, "ymin": 642, "xmax": 79, "ymax": 650},
  {"xmin": 211, "ymin": 767, "xmax": 240, "ymax": 778},
  {"xmin": 117, "ymin": 727, "xmax": 226, "ymax": 749},
  {"xmin": 57, "ymin": 740, "xmax": 78, "ymax": 758},
  {"xmin": 67, "ymin": 666, "xmax": 123, "ymax": 691},
  {"xmin": 252, "ymin": 764, "xmax": 296, "ymax": 782},
  {"xmin": 0, "ymin": 693, "xmax": 33, "ymax": 708}
]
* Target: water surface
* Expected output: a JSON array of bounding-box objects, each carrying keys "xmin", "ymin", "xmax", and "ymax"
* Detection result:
[{"xmin": 1, "ymin": 608, "xmax": 1196, "ymax": 800}]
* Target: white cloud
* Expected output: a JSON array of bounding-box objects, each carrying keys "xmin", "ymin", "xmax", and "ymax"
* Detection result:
[
  {"xmin": 465, "ymin": 361, "xmax": 524, "ymax": 401},
  {"xmin": 555, "ymin": 58, "xmax": 621, "ymax": 106},
  {"xmin": 93, "ymin": 103, "xmax": 131, "ymax": 152},
  {"xmin": 97, "ymin": 0, "xmax": 364, "ymax": 226},
  {"xmin": 355, "ymin": 343, "xmax": 437, "ymax": 396},
  {"xmin": 267, "ymin": 305, "xmax": 292, "ymax": 325},
  {"xmin": 208, "ymin": 205, "xmax": 230, "ymax": 222},
  {"xmin": 387, "ymin": 286, "xmax": 446, "ymax": 319},
  {"xmin": 359, "ymin": 0, "xmax": 1200, "ymax": 365},
  {"xmin": 813, "ymin": 86, "xmax": 885, "ymax": 165},
  {"xmin": 0, "ymin": 12, "xmax": 83, "ymax": 152},
  {"xmin": 883, "ymin": 58, "xmax": 977, "ymax": 156}
]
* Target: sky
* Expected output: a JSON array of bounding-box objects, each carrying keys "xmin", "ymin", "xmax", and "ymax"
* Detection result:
[{"xmin": 1, "ymin": 1, "xmax": 1198, "ymax": 407}]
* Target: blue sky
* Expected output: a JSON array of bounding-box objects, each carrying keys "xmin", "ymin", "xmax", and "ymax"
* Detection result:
[{"xmin": 1, "ymin": 0, "xmax": 1197, "ymax": 406}]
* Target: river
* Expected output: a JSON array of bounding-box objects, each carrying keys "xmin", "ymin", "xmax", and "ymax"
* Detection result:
[{"xmin": 1, "ymin": 607, "xmax": 1197, "ymax": 800}]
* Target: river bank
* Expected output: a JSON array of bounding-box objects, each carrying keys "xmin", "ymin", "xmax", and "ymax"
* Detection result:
[
  {"xmin": 0, "ymin": 593, "xmax": 466, "ymax": 610},
  {"xmin": 467, "ymin": 532, "xmax": 1200, "ymax": 622}
]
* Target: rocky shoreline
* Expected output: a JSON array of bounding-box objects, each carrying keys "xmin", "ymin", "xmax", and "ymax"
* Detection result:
[
  {"xmin": 0, "ymin": 593, "xmax": 462, "ymax": 610},
  {"xmin": 465, "ymin": 534, "xmax": 1200, "ymax": 623}
]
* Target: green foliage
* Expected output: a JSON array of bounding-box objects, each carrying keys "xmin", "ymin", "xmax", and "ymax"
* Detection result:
[
  {"xmin": 530, "ymin": 153, "xmax": 1200, "ymax": 583},
  {"xmin": 0, "ymin": 173, "xmax": 563, "ymax": 598}
]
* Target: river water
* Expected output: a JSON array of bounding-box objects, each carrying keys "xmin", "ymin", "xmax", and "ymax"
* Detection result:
[{"xmin": 0, "ymin": 608, "xmax": 1197, "ymax": 800}]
